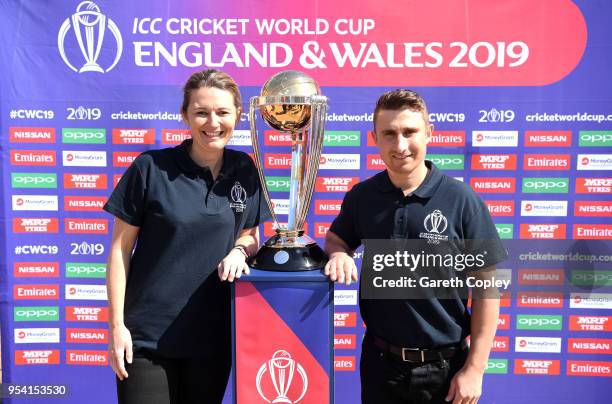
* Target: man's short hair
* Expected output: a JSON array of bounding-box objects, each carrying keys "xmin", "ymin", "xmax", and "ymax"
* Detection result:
[{"xmin": 373, "ymin": 89, "xmax": 429, "ymax": 131}]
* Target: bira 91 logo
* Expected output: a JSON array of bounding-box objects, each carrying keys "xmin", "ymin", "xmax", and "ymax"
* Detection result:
[
  {"xmin": 15, "ymin": 350, "xmax": 60, "ymax": 365},
  {"xmin": 367, "ymin": 154, "xmax": 386, "ymax": 170},
  {"xmin": 470, "ymin": 178, "xmax": 516, "ymax": 193},
  {"xmin": 64, "ymin": 196, "xmax": 107, "ymax": 211},
  {"xmin": 517, "ymin": 292, "xmax": 563, "ymax": 308},
  {"xmin": 514, "ymin": 359, "xmax": 561, "ymax": 375},
  {"xmin": 162, "ymin": 129, "xmax": 191, "ymax": 145},
  {"xmin": 264, "ymin": 131, "xmax": 293, "ymax": 146},
  {"xmin": 64, "ymin": 173, "xmax": 108, "ymax": 189},
  {"xmin": 471, "ymin": 154, "xmax": 517, "ymax": 170},
  {"xmin": 264, "ymin": 153, "xmax": 292, "ymax": 169},
  {"xmin": 10, "ymin": 150, "xmax": 56, "ymax": 166},
  {"xmin": 573, "ymin": 224, "xmax": 612, "ymax": 240},
  {"xmin": 574, "ymin": 201, "xmax": 612, "ymax": 217},
  {"xmin": 568, "ymin": 338, "xmax": 612, "ymax": 354},
  {"xmin": 485, "ymin": 200, "xmax": 514, "ymax": 216},
  {"xmin": 13, "ymin": 218, "xmax": 59, "ymax": 233},
  {"xmin": 112, "ymin": 128, "xmax": 155, "ymax": 144},
  {"xmin": 315, "ymin": 200, "xmax": 342, "ymax": 215},
  {"xmin": 429, "ymin": 131, "xmax": 465, "ymax": 147},
  {"xmin": 577, "ymin": 154, "xmax": 612, "ymax": 170},
  {"xmin": 523, "ymin": 154, "xmax": 571, "ymax": 170},
  {"xmin": 524, "ymin": 131, "xmax": 571, "ymax": 147},
  {"xmin": 62, "ymin": 128, "xmax": 106, "ymax": 144},
  {"xmin": 14, "ymin": 285, "xmax": 59, "ymax": 300},
  {"xmin": 518, "ymin": 269, "xmax": 564, "ymax": 285},
  {"xmin": 567, "ymin": 361, "xmax": 612, "ymax": 377},
  {"xmin": 113, "ymin": 151, "xmax": 141, "ymax": 167},
  {"xmin": 65, "ymin": 218, "xmax": 108, "ymax": 234},
  {"xmin": 519, "ymin": 224, "xmax": 566, "ymax": 239},
  {"xmin": 14, "ymin": 262, "xmax": 59, "ymax": 278},
  {"xmin": 66, "ymin": 350, "xmax": 108, "ymax": 366},
  {"xmin": 334, "ymin": 312, "xmax": 357, "ymax": 328},
  {"xmin": 9, "ymin": 127, "xmax": 56, "ymax": 143},
  {"xmin": 491, "ymin": 336, "xmax": 510, "ymax": 352},
  {"xmin": 66, "ymin": 328, "xmax": 108, "ymax": 344},
  {"xmin": 576, "ymin": 178, "xmax": 612, "ymax": 194},
  {"xmin": 497, "ymin": 314, "xmax": 510, "ymax": 330},
  {"xmin": 472, "ymin": 131, "xmax": 518, "ymax": 147},
  {"xmin": 334, "ymin": 356, "xmax": 356, "ymax": 371},
  {"xmin": 66, "ymin": 306, "xmax": 108, "ymax": 322},
  {"xmin": 315, "ymin": 177, "xmax": 359, "ymax": 193},
  {"xmin": 334, "ymin": 334, "xmax": 356, "ymax": 349},
  {"xmin": 569, "ymin": 316, "xmax": 612, "ymax": 332}
]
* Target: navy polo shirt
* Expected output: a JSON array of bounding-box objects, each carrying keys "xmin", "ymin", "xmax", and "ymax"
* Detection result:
[
  {"xmin": 104, "ymin": 139, "xmax": 270, "ymax": 357},
  {"xmin": 330, "ymin": 161, "xmax": 507, "ymax": 348}
]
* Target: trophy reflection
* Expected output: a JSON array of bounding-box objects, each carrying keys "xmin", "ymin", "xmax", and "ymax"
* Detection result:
[{"xmin": 248, "ymin": 71, "xmax": 328, "ymax": 271}]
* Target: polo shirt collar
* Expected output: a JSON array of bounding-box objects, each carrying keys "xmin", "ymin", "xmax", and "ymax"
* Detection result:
[
  {"xmin": 374, "ymin": 160, "xmax": 442, "ymax": 198},
  {"xmin": 174, "ymin": 139, "xmax": 233, "ymax": 178}
]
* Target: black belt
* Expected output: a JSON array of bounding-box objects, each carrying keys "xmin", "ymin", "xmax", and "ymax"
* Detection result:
[{"xmin": 371, "ymin": 334, "xmax": 465, "ymax": 363}]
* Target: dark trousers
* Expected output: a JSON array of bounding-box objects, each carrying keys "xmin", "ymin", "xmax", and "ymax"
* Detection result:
[
  {"xmin": 361, "ymin": 334, "xmax": 467, "ymax": 404},
  {"xmin": 116, "ymin": 349, "xmax": 231, "ymax": 404}
]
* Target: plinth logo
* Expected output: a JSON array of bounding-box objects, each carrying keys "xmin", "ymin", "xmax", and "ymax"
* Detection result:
[
  {"xmin": 58, "ymin": 1, "xmax": 122, "ymax": 73},
  {"xmin": 256, "ymin": 350, "xmax": 308, "ymax": 404}
]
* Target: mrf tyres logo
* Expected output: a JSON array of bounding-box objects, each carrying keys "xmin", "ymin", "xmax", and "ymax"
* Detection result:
[{"xmin": 58, "ymin": 1, "xmax": 122, "ymax": 73}]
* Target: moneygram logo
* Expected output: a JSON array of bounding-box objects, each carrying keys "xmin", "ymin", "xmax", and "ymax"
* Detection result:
[
  {"xmin": 12, "ymin": 195, "xmax": 58, "ymax": 211},
  {"xmin": 334, "ymin": 290, "xmax": 357, "ymax": 306},
  {"xmin": 14, "ymin": 285, "xmax": 60, "ymax": 300},
  {"xmin": 571, "ymin": 271, "xmax": 612, "ymax": 286},
  {"xmin": 66, "ymin": 306, "xmax": 108, "ymax": 322},
  {"xmin": 113, "ymin": 151, "xmax": 140, "ymax": 167},
  {"xmin": 485, "ymin": 359, "xmax": 508, "ymax": 374},
  {"xmin": 485, "ymin": 200, "xmax": 514, "ymax": 216},
  {"xmin": 524, "ymin": 130, "xmax": 571, "ymax": 147},
  {"xmin": 517, "ymin": 292, "xmax": 563, "ymax": 308},
  {"xmin": 10, "ymin": 150, "xmax": 56, "ymax": 166},
  {"xmin": 64, "ymin": 196, "xmax": 106, "ymax": 211},
  {"xmin": 515, "ymin": 337, "xmax": 562, "ymax": 353},
  {"xmin": 429, "ymin": 131, "xmax": 465, "ymax": 147},
  {"xmin": 226, "ymin": 130, "xmax": 251, "ymax": 146},
  {"xmin": 428, "ymin": 154, "xmax": 464, "ymax": 170},
  {"xmin": 65, "ymin": 218, "xmax": 108, "ymax": 234},
  {"xmin": 570, "ymin": 293, "xmax": 612, "ymax": 309},
  {"xmin": 58, "ymin": 1, "xmax": 122, "ymax": 73},
  {"xmin": 576, "ymin": 178, "xmax": 612, "ymax": 194},
  {"xmin": 567, "ymin": 361, "xmax": 612, "ymax": 377},
  {"xmin": 521, "ymin": 178, "xmax": 569, "ymax": 193},
  {"xmin": 472, "ymin": 131, "xmax": 518, "ymax": 147},
  {"xmin": 518, "ymin": 269, "xmax": 564, "ymax": 285},
  {"xmin": 577, "ymin": 154, "xmax": 612, "ymax": 170},
  {"xmin": 162, "ymin": 129, "xmax": 191, "ymax": 144},
  {"xmin": 520, "ymin": 200, "xmax": 568, "ymax": 217},
  {"xmin": 568, "ymin": 338, "xmax": 612, "ymax": 354},
  {"xmin": 470, "ymin": 178, "xmax": 516, "ymax": 193},
  {"xmin": 334, "ymin": 312, "xmax": 357, "ymax": 328},
  {"xmin": 516, "ymin": 315, "xmax": 563, "ymax": 330},
  {"xmin": 14, "ymin": 306, "xmax": 60, "ymax": 322},
  {"xmin": 524, "ymin": 154, "xmax": 570, "ymax": 170},
  {"xmin": 271, "ymin": 199, "xmax": 289, "ymax": 215},
  {"xmin": 62, "ymin": 128, "xmax": 106, "ymax": 144},
  {"xmin": 514, "ymin": 359, "xmax": 560, "ymax": 375},
  {"xmin": 266, "ymin": 176, "xmax": 290, "ymax": 192},
  {"xmin": 13, "ymin": 218, "xmax": 59, "ymax": 233},
  {"xmin": 315, "ymin": 200, "xmax": 342, "ymax": 215},
  {"xmin": 14, "ymin": 262, "xmax": 59, "ymax": 278},
  {"xmin": 14, "ymin": 328, "xmax": 60, "ymax": 344},
  {"xmin": 574, "ymin": 201, "xmax": 612, "ymax": 217},
  {"xmin": 334, "ymin": 356, "xmax": 356, "ymax": 371},
  {"xmin": 569, "ymin": 316, "xmax": 612, "ymax": 332},
  {"xmin": 324, "ymin": 131, "xmax": 361, "ymax": 146},
  {"xmin": 65, "ymin": 284, "xmax": 107, "ymax": 300},
  {"xmin": 519, "ymin": 224, "xmax": 566, "ymax": 239},
  {"xmin": 66, "ymin": 350, "xmax": 108, "ymax": 365},
  {"xmin": 63, "ymin": 150, "xmax": 107, "ymax": 167},
  {"xmin": 579, "ymin": 131, "xmax": 612, "ymax": 147},
  {"xmin": 66, "ymin": 328, "xmax": 108, "ymax": 344},
  {"xmin": 9, "ymin": 127, "xmax": 56, "ymax": 143},
  {"xmin": 495, "ymin": 224, "xmax": 513, "ymax": 239},
  {"xmin": 11, "ymin": 173, "xmax": 57, "ymax": 189},
  {"xmin": 66, "ymin": 263, "xmax": 107, "ymax": 279},
  {"xmin": 319, "ymin": 154, "xmax": 360, "ymax": 170},
  {"xmin": 334, "ymin": 334, "xmax": 356, "ymax": 349},
  {"xmin": 15, "ymin": 350, "xmax": 60, "ymax": 365},
  {"xmin": 573, "ymin": 224, "xmax": 612, "ymax": 240},
  {"xmin": 112, "ymin": 128, "xmax": 154, "ymax": 144},
  {"xmin": 471, "ymin": 154, "xmax": 517, "ymax": 170},
  {"xmin": 315, "ymin": 177, "xmax": 359, "ymax": 193}
]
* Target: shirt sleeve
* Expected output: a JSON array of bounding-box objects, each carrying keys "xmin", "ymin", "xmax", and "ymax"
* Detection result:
[
  {"xmin": 463, "ymin": 196, "xmax": 508, "ymax": 268},
  {"xmin": 103, "ymin": 155, "xmax": 148, "ymax": 227},
  {"xmin": 329, "ymin": 188, "xmax": 362, "ymax": 251}
]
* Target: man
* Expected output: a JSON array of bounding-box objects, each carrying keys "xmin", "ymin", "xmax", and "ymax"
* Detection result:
[{"xmin": 324, "ymin": 89, "xmax": 507, "ymax": 403}]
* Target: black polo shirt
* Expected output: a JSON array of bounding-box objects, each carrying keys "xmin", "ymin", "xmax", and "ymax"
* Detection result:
[
  {"xmin": 329, "ymin": 161, "xmax": 507, "ymax": 348},
  {"xmin": 104, "ymin": 139, "xmax": 270, "ymax": 357}
]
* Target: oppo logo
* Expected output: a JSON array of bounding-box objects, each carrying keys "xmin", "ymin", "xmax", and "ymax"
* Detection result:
[
  {"xmin": 15, "ymin": 308, "xmax": 59, "ymax": 318},
  {"xmin": 12, "ymin": 175, "xmax": 56, "ymax": 186},
  {"xmin": 523, "ymin": 180, "xmax": 568, "ymax": 190},
  {"xmin": 518, "ymin": 318, "xmax": 561, "ymax": 326},
  {"xmin": 64, "ymin": 131, "xmax": 104, "ymax": 140}
]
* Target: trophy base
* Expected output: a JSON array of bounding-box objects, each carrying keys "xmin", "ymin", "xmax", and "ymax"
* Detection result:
[{"xmin": 248, "ymin": 239, "xmax": 328, "ymax": 272}]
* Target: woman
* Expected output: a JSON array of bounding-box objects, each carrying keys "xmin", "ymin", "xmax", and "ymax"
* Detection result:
[{"xmin": 104, "ymin": 69, "xmax": 269, "ymax": 403}]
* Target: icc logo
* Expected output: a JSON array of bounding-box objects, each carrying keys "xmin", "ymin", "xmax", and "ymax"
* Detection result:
[
  {"xmin": 58, "ymin": 1, "xmax": 123, "ymax": 73},
  {"xmin": 230, "ymin": 182, "xmax": 247, "ymax": 213},
  {"xmin": 256, "ymin": 350, "xmax": 308, "ymax": 403},
  {"xmin": 424, "ymin": 210, "xmax": 448, "ymax": 234}
]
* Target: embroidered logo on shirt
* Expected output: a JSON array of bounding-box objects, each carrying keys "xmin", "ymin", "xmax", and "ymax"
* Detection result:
[
  {"xmin": 230, "ymin": 182, "xmax": 247, "ymax": 213},
  {"xmin": 420, "ymin": 209, "xmax": 449, "ymax": 241}
]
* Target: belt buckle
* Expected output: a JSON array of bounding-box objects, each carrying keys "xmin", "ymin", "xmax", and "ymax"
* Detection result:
[{"xmin": 401, "ymin": 347, "xmax": 425, "ymax": 363}]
